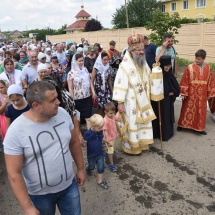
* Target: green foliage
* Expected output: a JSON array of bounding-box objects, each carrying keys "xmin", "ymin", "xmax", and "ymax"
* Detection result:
[
  {"xmin": 176, "ymin": 57, "xmax": 192, "ymax": 67},
  {"xmin": 203, "ymin": 18, "xmax": 212, "ymax": 22},
  {"xmin": 22, "ymin": 25, "xmax": 67, "ymax": 41},
  {"xmin": 4, "ymin": 32, "xmax": 11, "ymax": 39},
  {"xmin": 176, "ymin": 57, "xmax": 215, "ymax": 70},
  {"xmin": 111, "ymin": 0, "xmax": 160, "ymax": 29},
  {"xmin": 180, "ymin": 17, "xmax": 198, "ymax": 24},
  {"xmin": 209, "ymin": 63, "xmax": 215, "ymax": 71},
  {"xmin": 56, "ymin": 24, "xmax": 68, "ymax": 34},
  {"xmin": 180, "ymin": 17, "xmax": 215, "ymax": 24},
  {"xmin": 145, "ymin": 10, "xmax": 182, "ymax": 46},
  {"xmin": 84, "ymin": 19, "xmax": 103, "ymax": 32}
]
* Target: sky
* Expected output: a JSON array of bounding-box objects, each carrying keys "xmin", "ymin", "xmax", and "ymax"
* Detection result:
[{"xmin": 0, "ymin": 0, "xmax": 126, "ymax": 32}]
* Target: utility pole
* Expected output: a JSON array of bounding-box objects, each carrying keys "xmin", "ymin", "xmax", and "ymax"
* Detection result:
[{"xmin": 125, "ymin": 0, "xmax": 129, "ymax": 28}]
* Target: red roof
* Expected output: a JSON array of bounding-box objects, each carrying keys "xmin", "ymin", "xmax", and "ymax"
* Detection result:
[
  {"xmin": 64, "ymin": 20, "xmax": 88, "ymax": 31},
  {"xmin": 75, "ymin": 10, "xmax": 91, "ymax": 18}
]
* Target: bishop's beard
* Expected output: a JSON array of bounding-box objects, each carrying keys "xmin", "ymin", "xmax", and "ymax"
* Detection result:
[{"xmin": 131, "ymin": 52, "xmax": 146, "ymax": 69}]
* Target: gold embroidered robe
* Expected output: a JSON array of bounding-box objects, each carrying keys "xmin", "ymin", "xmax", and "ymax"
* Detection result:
[
  {"xmin": 113, "ymin": 51, "xmax": 163, "ymax": 154},
  {"xmin": 178, "ymin": 63, "xmax": 215, "ymax": 131}
]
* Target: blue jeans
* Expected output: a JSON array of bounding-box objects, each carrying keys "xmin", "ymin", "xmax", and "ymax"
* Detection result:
[
  {"xmin": 29, "ymin": 178, "xmax": 81, "ymax": 215},
  {"xmin": 87, "ymin": 154, "xmax": 104, "ymax": 174}
]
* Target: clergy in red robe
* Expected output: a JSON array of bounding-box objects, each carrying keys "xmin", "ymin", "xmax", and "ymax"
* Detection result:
[
  {"xmin": 208, "ymin": 70, "xmax": 215, "ymax": 112},
  {"xmin": 178, "ymin": 49, "xmax": 215, "ymax": 134},
  {"xmin": 107, "ymin": 40, "xmax": 120, "ymax": 61}
]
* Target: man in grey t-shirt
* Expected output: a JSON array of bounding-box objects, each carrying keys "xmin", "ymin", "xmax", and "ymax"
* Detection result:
[{"xmin": 4, "ymin": 81, "xmax": 85, "ymax": 215}]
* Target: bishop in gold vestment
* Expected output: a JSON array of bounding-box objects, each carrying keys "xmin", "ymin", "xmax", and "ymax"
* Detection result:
[{"xmin": 113, "ymin": 34, "xmax": 163, "ymax": 154}]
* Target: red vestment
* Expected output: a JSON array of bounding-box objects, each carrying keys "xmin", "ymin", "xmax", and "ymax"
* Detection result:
[
  {"xmin": 208, "ymin": 71, "xmax": 215, "ymax": 113},
  {"xmin": 178, "ymin": 63, "xmax": 215, "ymax": 131},
  {"xmin": 209, "ymin": 97, "xmax": 215, "ymax": 113},
  {"xmin": 107, "ymin": 49, "xmax": 120, "ymax": 60}
]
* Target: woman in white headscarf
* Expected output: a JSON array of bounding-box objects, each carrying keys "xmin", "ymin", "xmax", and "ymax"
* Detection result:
[
  {"xmin": 67, "ymin": 53, "xmax": 92, "ymax": 126},
  {"xmin": 91, "ymin": 52, "xmax": 112, "ymax": 116},
  {"xmin": 71, "ymin": 47, "xmax": 83, "ymax": 69},
  {"xmin": 35, "ymin": 63, "xmax": 48, "ymax": 81},
  {"xmin": 0, "ymin": 58, "xmax": 23, "ymax": 89}
]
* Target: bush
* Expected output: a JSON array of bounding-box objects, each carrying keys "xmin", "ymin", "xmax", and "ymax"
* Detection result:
[
  {"xmin": 180, "ymin": 17, "xmax": 198, "ymax": 24},
  {"xmin": 176, "ymin": 57, "xmax": 192, "ymax": 67},
  {"xmin": 209, "ymin": 63, "xmax": 215, "ymax": 71},
  {"xmin": 176, "ymin": 57, "xmax": 215, "ymax": 70}
]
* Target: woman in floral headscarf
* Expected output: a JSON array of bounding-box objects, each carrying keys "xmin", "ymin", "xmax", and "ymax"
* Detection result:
[
  {"xmin": 91, "ymin": 52, "xmax": 112, "ymax": 116},
  {"xmin": 67, "ymin": 53, "xmax": 92, "ymax": 127}
]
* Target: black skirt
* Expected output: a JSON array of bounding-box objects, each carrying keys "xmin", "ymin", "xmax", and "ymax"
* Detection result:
[{"xmin": 75, "ymin": 96, "xmax": 92, "ymax": 119}]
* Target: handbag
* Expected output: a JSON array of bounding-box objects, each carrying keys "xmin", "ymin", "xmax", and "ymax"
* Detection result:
[{"xmin": 92, "ymin": 98, "xmax": 98, "ymax": 107}]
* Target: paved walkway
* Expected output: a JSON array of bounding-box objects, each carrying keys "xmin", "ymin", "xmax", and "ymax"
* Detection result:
[{"xmin": 1, "ymin": 100, "xmax": 215, "ymax": 215}]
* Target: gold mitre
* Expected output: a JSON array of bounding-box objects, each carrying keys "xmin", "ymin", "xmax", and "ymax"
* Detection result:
[{"xmin": 127, "ymin": 34, "xmax": 144, "ymax": 50}]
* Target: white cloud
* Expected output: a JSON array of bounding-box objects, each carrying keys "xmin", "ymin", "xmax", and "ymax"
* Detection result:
[
  {"xmin": 0, "ymin": 0, "xmax": 125, "ymax": 31},
  {"xmin": 0, "ymin": 16, "xmax": 13, "ymax": 24}
]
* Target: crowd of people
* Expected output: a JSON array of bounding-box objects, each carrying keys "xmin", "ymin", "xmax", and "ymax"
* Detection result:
[{"xmin": 0, "ymin": 34, "xmax": 215, "ymax": 214}]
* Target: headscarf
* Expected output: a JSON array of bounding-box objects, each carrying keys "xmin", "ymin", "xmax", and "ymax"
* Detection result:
[
  {"xmin": 77, "ymin": 47, "xmax": 83, "ymax": 53},
  {"xmin": 38, "ymin": 52, "xmax": 46, "ymax": 61},
  {"xmin": 0, "ymin": 79, "xmax": 9, "ymax": 87},
  {"xmin": 7, "ymin": 84, "xmax": 23, "ymax": 97},
  {"xmin": 37, "ymin": 63, "xmax": 48, "ymax": 72},
  {"xmin": 93, "ymin": 53, "xmax": 109, "ymax": 91},
  {"xmin": 19, "ymin": 51, "xmax": 29, "ymax": 63},
  {"xmin": 159, "ymin": 55, "xmax": 172, "ymax": 76},
  {"xmin": 73, "ymin": 60, "xmax": 90, "ymax": 89},
  {"xmin": 4, "ymin": 59, "xmax": 16, "ymax": 85},
  {"xmin": 110, "ymin": 55, "xmax": 121, "ymax": 69},
  {"xmin": 159, "ymin": 56, "xmax": 180, "ymax": 99}
]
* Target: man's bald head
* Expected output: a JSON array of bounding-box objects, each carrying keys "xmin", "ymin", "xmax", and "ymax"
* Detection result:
[
  {"xmin": 29, "ymin": 50, "xmax": 38, "ymax": 66},
  {"xmin": 56, "ymin": 44, "xmax": 63, "ymax": 53}
]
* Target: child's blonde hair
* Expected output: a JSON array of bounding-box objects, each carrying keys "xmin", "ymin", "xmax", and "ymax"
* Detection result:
[{"xmin": 89, "ymin": 114, "xmax": 104, "ymax": 128}]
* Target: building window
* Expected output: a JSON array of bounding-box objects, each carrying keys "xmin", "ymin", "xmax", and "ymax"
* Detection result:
[
  {"xmin": 160, "ymin": 5, "xmax": 165, "ymax": 13},
  {"xmin": 183, "ymin": 0, "xmax": 189, "ymax": 10},
  {"xmin": 171, "ymin": 3, "xmax": 176, "ymax": 11},
  {"xmin": 196, "ymin": 0, "xmax": 206, "ymax": 8}
]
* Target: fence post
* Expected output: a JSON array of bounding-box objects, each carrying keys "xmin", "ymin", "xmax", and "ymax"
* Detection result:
[{"xmin": 200, "ymin": 22, "xmax": 206, "ymax": 49}]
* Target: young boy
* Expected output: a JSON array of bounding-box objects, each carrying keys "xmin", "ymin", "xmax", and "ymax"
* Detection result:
[
  {"xmin": 5, "ymin": 84, "xmax": 30, "ymax": 130},
  {"xmin": 177, "ymin": 49, "xmax": 215, "ymax": 134},
  {"xmin": 103, "ymin": 102, "xmax": 118, "ymax": 172},
  {"xmin": 84, "ymin": 114, "xmax": 110, "ymax": 189}
]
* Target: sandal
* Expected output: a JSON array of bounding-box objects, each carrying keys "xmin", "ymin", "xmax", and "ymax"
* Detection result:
[
  {"xmin": 98, "ymin": 181, "xmax": 109, "ymax": 189},
  {"xmin": 85, "ymin": 164, "xmax": 92, "ymax": 176},
  {"xmin": 109, "ymin": 164, "xmax": 117, "ymax": 172}
]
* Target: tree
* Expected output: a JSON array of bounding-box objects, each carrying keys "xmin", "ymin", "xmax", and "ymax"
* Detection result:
[
  {"xmin": 145, "ymin": 9, "xmax": 182, "ymax": 46},
  {"xmin": 84, "ymin": 18, "xmax": 103, "ymax": 32},
  {"xmin": 56, "ymin": 24, "xmax": 67, "ymax": 34},
  {"xmin": 111, "ymin": 0, "xmax": 160, "ymax": 29},
  {"xmin": 22, "ymin": 24, "xmax": 67, "ymax": 41}
]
